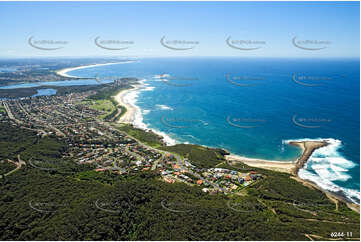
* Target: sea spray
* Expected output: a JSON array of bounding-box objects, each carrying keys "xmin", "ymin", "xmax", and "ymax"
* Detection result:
[
  {"xmin": 284, "ymin": 138, "xmax": 360, "ymax": 204},
  {"xmin": 125, "ymin": 79, "xmax": 178, "ymax": 146}
]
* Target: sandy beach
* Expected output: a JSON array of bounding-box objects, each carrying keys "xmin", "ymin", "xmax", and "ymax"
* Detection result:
[
  {"xmin": 225, "ymin": 155, "xmax": 296, "ymax": 174},
  {"xmin": 113, "ymin": 86, "xmax": 139, "ymax": 124},
  {"xmin": 225, "ymin": 140, "xmax": 359, "ymax": 212},
  {"xmin": 225, "ymin": 140, "xmax": 328, "ymax": 175},
  {"xmin": 56, "ymin": 60, "xmax": 139, "ymax": 122},
  {"xmin": 56, "ymin": 62, "xmax": 128, "ymax": 78},
  {"xmin": 113, "ymin": 81, "xmax": 178, "ymax": 146}
]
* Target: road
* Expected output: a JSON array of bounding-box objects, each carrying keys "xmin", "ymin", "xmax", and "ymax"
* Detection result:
[
  {"xmin": 103, "ymin": 122, "xmax": 227, "ymax": 193},
  {"xmin": 4, "ymin": 101, "xmax": 64, "ymax": 136},
  {"xmin": 3, "ymin": 102, "xmax": 22, "ymax": 124},
  {"xmin": 2, "ymin": 102, "xmax": 226, "ymax": 193},
  {"xmin": 4, "ymin": 155, "xmax": 26, "ymax": 177},
  {"xmin": 173, "ymin": 153, "xmax": 228, "ymax": 193}
]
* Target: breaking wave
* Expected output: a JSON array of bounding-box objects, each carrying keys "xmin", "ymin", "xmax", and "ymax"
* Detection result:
[{"xmin": 284, "ymin": 138, "xmax": 359, "ymax": 204}]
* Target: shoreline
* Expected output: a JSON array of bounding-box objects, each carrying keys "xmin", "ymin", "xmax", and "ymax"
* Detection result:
[
  {"xmin": 287, "ymin": 140, "xmax": 328, "ymax": 175},
  {"xmin": 225, "ymin": 141, "xmax": 360, "ymax": 210},
  {"xmin": 102, "ymin": 69, "xmax": 359, "ymax": 208},
  {"xmin": 56, "ymin": 61, "xmax": 133, "ymax": 78},
  {"xmin": 114, "ymin": 86, "xmax": 359, "ymax": 208},
  {"xmin": 225, "ymin": 154, "xmax": 296, "ymax": 174},
  {"xmin": 112, "ymin": 85, "xmax": 359, "ymax": 207},
  {"xmin": 58, "ymin": 60, "xmax": 177, "ymax": 146},
  {"xmin": 113, "ymin": 85, "xmax": 140, "ymax": 124},
  {"xmin": 113, "ymin": 85, "xmax": 329, "ymax": 177},
  {"xmin": 291, "ymin": 176, "xmax": 360, "ymax": 213},
  {"xmin": 113, "ymin": 81, "xmax": 177, "ymax": 146},
  {"xmin": 225, "ymin": 140, "xmax": 328, "ymax": 175}
]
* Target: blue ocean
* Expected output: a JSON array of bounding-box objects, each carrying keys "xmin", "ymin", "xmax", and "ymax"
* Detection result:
[{"xmin": 24, "ymin": 58, "xmax": 361, "ymax": 203}]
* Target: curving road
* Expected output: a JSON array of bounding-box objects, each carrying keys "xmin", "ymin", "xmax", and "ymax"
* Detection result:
[{"xmin": 102, "ymin": 122, "xmax": 227, "ymax": 193}]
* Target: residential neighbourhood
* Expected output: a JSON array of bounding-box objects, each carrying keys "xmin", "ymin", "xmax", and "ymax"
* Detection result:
[{"xmin": 0, "ymin": 88, "xmax": 262, "ymax": 194}]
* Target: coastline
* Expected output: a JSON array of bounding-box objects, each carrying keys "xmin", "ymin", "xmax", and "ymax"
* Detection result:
[
  {"xmin": 113, "ymin": 81, "xmax": 177, "ymax": 146},
  {"xmin": 291, "ymin": 176, "xmax": 360, "ymax": 214},
  {"xmin": 225, "ymin": 155, "xmax": 296, "ymax": 174},
  {"xmin": 56, "ymin": 61, "xmax": 133, "ymax": 78},
  {"xmin": 65, "ymin": 62, "xmax": 358, "ymax": 208},
  {"xmin": 57, "ymin": 61, "xmax": 176, "ymax": 146},
  {"xmin": 225, "ymin": 141, "xmax": 360, "ymax": 211},
  {"xmin": 114, "ymin": 85, "xmax": 140, "ymax": 124},
  {"xmin": 287, "ymin": 140, "xmax": 328, "ymax": 176},
  {"xmin": 112, "ymin": 84, "xmax": 328, "ymax": 178},
  {"xmin": 224, "ymin": 140, "xmax": 327, "ymax": 175},
  {"xmin": 112, "ymin": 85, "xmax": 359, "ymax": 208}
]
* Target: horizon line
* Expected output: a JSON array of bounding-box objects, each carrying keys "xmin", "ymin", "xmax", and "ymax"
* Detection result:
[{"xmin": 0, "ymin": 56, "xmax": 359, "ymax": 60}]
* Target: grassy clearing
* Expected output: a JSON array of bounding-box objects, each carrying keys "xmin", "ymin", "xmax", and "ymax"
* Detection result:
[
  {"xmin": 86, "ymin": 86, "xmax": 132, "ymax": 122},
  {"xmin": 89, "ymin": 99, "xmax": 116, "ymax": 119},
  {"xmin": 116, "ymin": 104, "xmax": 127, "ymax": 119}
]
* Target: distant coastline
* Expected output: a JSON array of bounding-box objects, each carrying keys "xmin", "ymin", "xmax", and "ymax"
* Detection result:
[{"xmin": 56, "ymin": 61, "xmax": 134, "ymax": 78}]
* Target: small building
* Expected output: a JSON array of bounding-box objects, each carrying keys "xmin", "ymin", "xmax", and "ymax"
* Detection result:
[
  {"xmin": 231, "ymin": 184, "xmax": 238, "ymax": 190},
  {"xmin": 244, "ymin": 176, "xmax": 252, "ymax": 182},
  {"xmin": 202, "ymin": 188, "xmax": 209, "ymax": 193},
  {"xmin": 164, "ymin": 177, "xmax": 175, "ymax": 184}
]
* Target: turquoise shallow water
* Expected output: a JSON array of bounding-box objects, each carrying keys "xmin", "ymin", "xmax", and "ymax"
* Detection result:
[{"xmin": 10, "ymin": 57, "xmax": 359, "ymax": 203}]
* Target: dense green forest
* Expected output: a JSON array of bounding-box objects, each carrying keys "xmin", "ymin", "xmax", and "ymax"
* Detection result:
[
  {"xmin": 160, "ymin": 144, "xmax": 228, "ymax": 168},
  {"xmin": 0, "ymin": 123, "xmax": 359, "ymax": 240},
  {"xmin": 0, "ymin": 161, "xmax": 16, "ymax": 175}
]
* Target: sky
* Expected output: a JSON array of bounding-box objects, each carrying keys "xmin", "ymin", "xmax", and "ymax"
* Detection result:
[{"xmin": 0, "ymin": 1, "xmax": 359, "ymax": 58}]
